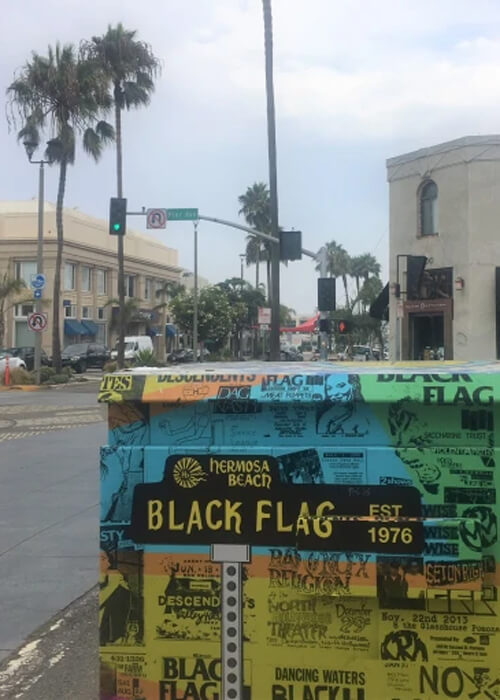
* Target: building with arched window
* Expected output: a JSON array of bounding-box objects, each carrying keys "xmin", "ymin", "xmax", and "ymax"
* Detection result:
[{"xmin": 386, "ymin": 135, "xmax": 500, "ymax": 361}]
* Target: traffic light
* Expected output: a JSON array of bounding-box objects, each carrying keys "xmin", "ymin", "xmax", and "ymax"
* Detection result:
[
  {"xmin": 317, "ymin": 278, "xmax": 336, "ymax": 311},
  {"xmin": 318, "ymin": 318, "xmax": 330, "ymax": 333},
  {"xmin": 336, "ymin": 319, "xmax": 351, "ymax": 334},
  {"xmin": 280, "ymin": 230, "xmax": 302, "ymax": 261},
  {"xmin": 109, "ymin": 197, "xmax": 127, "ymax": 236}
]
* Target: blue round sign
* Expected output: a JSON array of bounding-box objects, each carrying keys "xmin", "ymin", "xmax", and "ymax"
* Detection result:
[{"xmin": 30, "ymin": 273, "xmax": 46, "ymax": 290}]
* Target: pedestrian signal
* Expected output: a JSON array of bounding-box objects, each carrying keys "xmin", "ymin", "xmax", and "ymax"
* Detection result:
[{"xmin": 337, "ymin": 319, "xmax": 351, "ymax": 334}]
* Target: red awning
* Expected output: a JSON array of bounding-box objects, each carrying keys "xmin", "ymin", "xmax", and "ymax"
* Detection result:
[{"xmin": 280, "ymin": 312, "xmax": 319, "ymax": 333}]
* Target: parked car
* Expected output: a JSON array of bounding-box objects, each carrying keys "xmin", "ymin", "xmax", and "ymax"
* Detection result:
[
  {"xmin": 336, "ymin": 345, "xmax": 379, "ymax": 361},
  {"xmin": 167, "ymin": 348, "xmax": 210, "ymax": 363},
  {"xmin": 0, "ymin": 350, "xmax": 27, "ymax": 372},
  {"xmin": 7, "ymin": 346, "xmax": 50, "ymax": 371},
  {"xmin": 61, "ymin": 343, "xmax": 110, "ymax": 373},
  {"xmin": 110, "ymin": 335, "xmax": 153, "ymax": 362}
]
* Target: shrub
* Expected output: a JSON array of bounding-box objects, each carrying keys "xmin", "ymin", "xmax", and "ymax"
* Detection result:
[
  {"xmin": 51, "ymin": 373, "xmax": 70, "ymax": 384},
  {"xmin": 40, "ymin": 366, "xmax": 56, "ymax": 383},
  {"xmin": 1, "ymin": 367, "xmax": 34, "ymax": 385},
  {"xmin": 103, "ymin": 361, "xmax": 118, "ymax": 373},
  {"xmin": 133, "ymin": 349, "xmax": 162, "ymax": 367}
]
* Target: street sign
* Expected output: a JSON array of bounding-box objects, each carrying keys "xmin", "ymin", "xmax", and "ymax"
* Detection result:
[
  {"xmin": 30, "ymin": 273, "xmax": 46, "ymax": 290},
  {"xmin": 258, "ymin": 307, "xmax": 271, "ymax": 325},
  {"xmin": 166, "ymin": 208, "xmax": 198, "ymax": 221},
  {"xmin": 146, "ymin": 208, "xmax": 167, "ymax": 229},
  {"xmin": 33, "ymin": 289, "xmax": 42, "ymax": 300},
  {"xmin": 27, "ymin": 311, "xmax": 48, "ymax": 332}
]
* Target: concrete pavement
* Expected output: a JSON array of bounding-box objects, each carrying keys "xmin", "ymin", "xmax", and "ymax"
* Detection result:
[
  {"xmin": 0, "ymin": 587, "xmax": 98, "ymax": 700},
  {"xmin": 0, "ymin": 384, "xmax": 104, "ymax": 675}
]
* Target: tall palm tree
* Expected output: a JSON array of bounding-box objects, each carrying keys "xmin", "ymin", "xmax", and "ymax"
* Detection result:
[
  {"xmin": 0, "ymin": 275, "xmax": 26, "ymax": 347},
  {"xmin": 350, "ymin": 254, "xmax": 365, "ymax": 301},
  {"xmin": 315, "ymin": 240, "xmax": 351, "ymax": 307},
  {"xmin": 106, "ymin": 297, "xmax": 141, "ymax": 336},
  {"xmin": 238, "ymin": 182, "xmax": 271, "ymax": 295},
  {"xmin": 86, "ymin": 24, "xmax": 161, "ymax": 369},
  {"xmin": 357, "ymin": 252, "xmax": 381, "ymax": 282},
  {"xmin": 7, "ymin": 44, "xmax": 113, "ymax": 371}
]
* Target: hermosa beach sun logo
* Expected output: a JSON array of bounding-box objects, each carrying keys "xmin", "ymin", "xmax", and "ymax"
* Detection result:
[{"xmin": 173, "ymin": 457, "xmax": 206, "ymax": 488}]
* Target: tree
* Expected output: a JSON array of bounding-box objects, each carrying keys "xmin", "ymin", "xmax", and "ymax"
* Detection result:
[
  {"xmin": 169, "ymin": 287, "xmax": 233, "ymax": 352},
  {"xmin": 357, "ymin": 252, "xmax": 381, "ymax": 282},
  {"xmin": 238, "ymin": 182, "xmax": 271, "ymax": 295},
  {"xmin": 279, "ymin": 304, "xmax": 296, "ymax": 326},
  {"xmin": 315, "ymin": 240, "xmax": 351, "ymax": 307},
  {"xmin": 7, "ymin": 44, "xmax": 114, "ymax": 371},
  {"xmin": 350, "ymin": 254, "xmax": 365, "ymax": 302},
  {"xmin": 86, "ymin": 24, "xmax": 161, "ymax": 369},
  {"xmin": 357, "ymin": 276, "xmax": 383, "ymax": 314},
  {"xmin": 0, "ymin": 275, "xmax": 26, "ymax": 347},
  {"xmin": 106, "ymin": 297, "xmax": 141, "ymax": 335},
  {"xmin": 216, "ymin": 278, "xmax": 266, "ymax": 357}
]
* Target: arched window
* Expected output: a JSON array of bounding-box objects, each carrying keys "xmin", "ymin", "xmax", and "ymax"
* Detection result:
[{"xmin": 419, "ymin": 180, "xmax": 438, "ymax": 236}]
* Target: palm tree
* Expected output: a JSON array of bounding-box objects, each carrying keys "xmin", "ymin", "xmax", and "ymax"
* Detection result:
[
  {"xmin": 0, "ymin": 275, "xmax": 26, "ymax": 347},
  {"xmin": 357, "ymin": 252, "xmax": 381, "ymax": 282},
  {"xmin": 7, "ymin": 44, "xmax": 114, "ymax": 371},
  {"xmin": 238, "ymin": 182, "xmax": 271, "ymax": 295},
  {"xmin": 86, "ymin": 24, "xmax": 161, "ymax": 369},
  {"xmin": 315, "ymin": 240, "xmax": 351, "ymax": 307},
  {"xmin": 106, "ymin": 297, "xmax": 141, "ymax": 336},
  {"xmin": 350, "ymin": 254, "xmax": 365, "ymax": 302}
]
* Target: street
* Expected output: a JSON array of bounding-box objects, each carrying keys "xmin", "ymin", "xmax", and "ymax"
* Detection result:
[{"xmin": 0, "ymin": 380, "xmax": 104, "ymax": 699}]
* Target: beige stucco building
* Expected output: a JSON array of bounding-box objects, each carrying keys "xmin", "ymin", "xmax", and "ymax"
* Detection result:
[
  {"xmin": 0, "ymin": 201, "xmax": 182, "ymax": 356},
  {"xmin": 386, "ymin": 135, "xmax": 500, "ymax": 361}
]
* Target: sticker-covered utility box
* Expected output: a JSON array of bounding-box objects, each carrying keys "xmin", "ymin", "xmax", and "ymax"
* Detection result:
[{"xmin": 98, "ymin": 362, "xmax": 500, "ymax": 700}]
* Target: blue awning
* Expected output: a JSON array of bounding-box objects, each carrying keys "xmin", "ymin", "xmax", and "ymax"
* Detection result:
[
  {"xmin": 81, "ymin": 320, "xmax": 98, "ymax": 336},
  {"xmin": 64, "ymin": 319, "xmax": 87, "ymax": 336},
  {"xmin": 166, "ymin": 323, "xmax": 177, "ymax": 337}
]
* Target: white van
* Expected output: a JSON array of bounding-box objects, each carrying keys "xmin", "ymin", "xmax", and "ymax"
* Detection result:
[{"xmin": 111, "ymin": 335, "xmax": 153, "ymax": 361}]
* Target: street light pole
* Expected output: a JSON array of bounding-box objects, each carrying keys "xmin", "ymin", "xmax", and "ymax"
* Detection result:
[
  {"xmin": 262, "ymin": 0, "xmax": 281, "ymax": 361},
  {"xmin": 193, "ymin": 220, "xmax": 199, "ymax": 361},
  {"xmin": 240, "ymin": 253, "xmax": 245, "ymax": 282},
  {"xmin": 24, "ymin": 141, "xmax": 49, "ymax": 385}
]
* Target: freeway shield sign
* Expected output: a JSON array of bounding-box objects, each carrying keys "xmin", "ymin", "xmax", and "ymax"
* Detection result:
[{"xmin": 166, "ymin": 208, "xmax": 198, "ymax": 221}]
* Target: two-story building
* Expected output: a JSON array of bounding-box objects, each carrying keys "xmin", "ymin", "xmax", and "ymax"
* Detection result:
[
  {"xmin": 0, "ymin": 201, "xmax": 182, "ymax": 357},
  {"xmin": 386, "ymin": 135, "xmax": 500, "ymax": 361}
]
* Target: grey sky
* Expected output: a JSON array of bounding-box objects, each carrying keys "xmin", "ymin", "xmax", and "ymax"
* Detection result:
[{"xmin": 2, "ymin": 0, "xmax": 500, "ymax": 313}]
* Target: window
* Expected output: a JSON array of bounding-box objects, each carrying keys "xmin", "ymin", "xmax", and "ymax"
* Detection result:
[
  {"xmin": 64, "ymin": 304, "xmax": 77, "ymax": 318},
  {"xmin": 81, "ymin": 265, "xmax": 91, "ymax": 292},
  {"xmin": 82, "ymin": 306, "xmax": 92, "ymax": 319},
  {"xmin": 15, "ymin": 261, "xmax": 37, "ymax": 286},
  {"xmin": 96, "ymin": 269, "xmax": 107, "ymax": 295},
  {"xmin": 420, "ymin": 180, "xmax": 438, "ymax": 236},
  {"xmin": 64, "ymin": 263, "xmax": 76, "ymax": 290},
  {"xmin": 97, "ymin": 307, "xmax": 105, "ymax": 320},
  {"xmin": 144, "ymin": 278, "xmax": 152, "ymax": 300},
  {"xmin": 14, "ymin": 303, "xmax": 34, "ymax": 317},
  {"xmin": 125, "ymin": 275, "xmax": 135, "ymax": 297}
]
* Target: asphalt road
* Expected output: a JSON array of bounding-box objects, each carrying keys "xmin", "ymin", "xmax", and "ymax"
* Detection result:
[{"xmin": 0, "ymin": 380, "xmax": 104, "ymax": 698}]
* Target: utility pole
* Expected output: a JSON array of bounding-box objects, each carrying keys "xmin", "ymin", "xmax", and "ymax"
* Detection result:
[
  {"xmin": 193, "ymin": 220, "xmax": 199, "ymax": 361},
  {"xmin": 262, "ymin": 0, "xmax": 281, "ymax": 361}
]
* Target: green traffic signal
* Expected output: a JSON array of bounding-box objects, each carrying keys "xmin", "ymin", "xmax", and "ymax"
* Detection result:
[{"xmin": 109, "ymin": 197, "xmax": 127, "ymax": 236}]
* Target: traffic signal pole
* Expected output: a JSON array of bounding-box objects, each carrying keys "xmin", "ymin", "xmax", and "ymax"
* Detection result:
[{"xmin": 318, "ymin": 246, "xmax": 329, "ymax": 361}]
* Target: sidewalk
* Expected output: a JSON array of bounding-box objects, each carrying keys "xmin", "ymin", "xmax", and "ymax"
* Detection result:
[{"xmin": 0, "ymin": 587, "xmax": 98, "ymax": 699}]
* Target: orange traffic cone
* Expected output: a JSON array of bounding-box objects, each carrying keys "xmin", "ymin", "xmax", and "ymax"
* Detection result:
[{"xmin": 4, "ymin": 354, "xmax": 10, "ymax": 387}]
